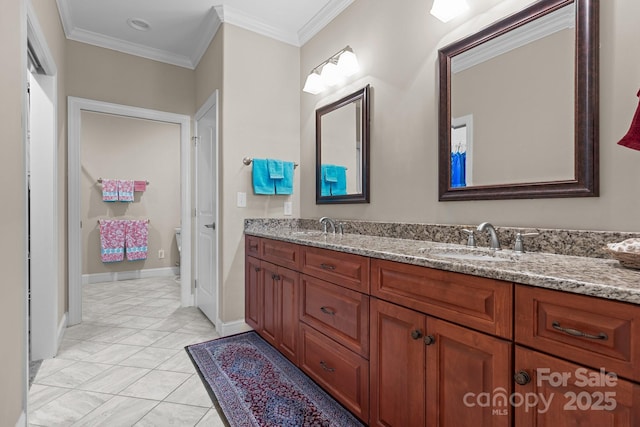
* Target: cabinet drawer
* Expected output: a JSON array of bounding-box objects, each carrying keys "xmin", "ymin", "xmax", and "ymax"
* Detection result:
[
  {"xmin": 299, "ymin": 274, "xmax": 369, "ymax": 358},
  {"xmin": 261, "ymin": 238, "xmax": 301, "ymax": 270},
  {"xmin": 301, "ymin": 246, "xmax": 369, "ymax": 293},
  {"xmin": 371, "ymin": 259, "xmax": 513, "ymax": 339},
  {"xmin": 299, "ymin": 324, "xmax": 369, "ymax": 423},
  {"xmin": 516, "ymin": 285, "xmax": 640, "ymax": 382},
  {"xmin": 245, "ymin": 235, "xmax": 261, "ymax": 257}
]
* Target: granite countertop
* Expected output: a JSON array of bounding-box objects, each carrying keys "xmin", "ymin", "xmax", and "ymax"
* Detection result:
[{"xmin": 245, "ymin": 225, "xmax": 640, "ymax": 306}]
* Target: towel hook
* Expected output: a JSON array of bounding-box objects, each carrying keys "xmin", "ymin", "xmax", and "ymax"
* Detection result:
[{"xmin": 243, "ymin": 157, "xmax": 298, "ymax": 169}]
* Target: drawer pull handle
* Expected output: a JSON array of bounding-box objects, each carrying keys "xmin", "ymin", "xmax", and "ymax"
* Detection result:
[
  {"xmin": 551, "ymin": 321, "xmax": 608, "ymax": 341},
  {"xmin": 411, "ymin": 330, "xmax": 423, "ymax": 340},
  {"xmin": 514, "ymin": 370, "xmax": 531, "ymax": 386},
  {"xmin": 320, "ymin": 263, "xmax": 336, "ymax": 271},
  {"xmin": 320, "ymin": 361, "xmax": 335, "ymax": 373},
  {"xmin": 320, "ymin": 306, "xmax": 336, "ymax": 316}
]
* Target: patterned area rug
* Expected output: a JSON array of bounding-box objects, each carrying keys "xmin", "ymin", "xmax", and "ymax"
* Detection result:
[{"xmin": 186, "ymin": 331, "xmax": 364, "ymax": 427}]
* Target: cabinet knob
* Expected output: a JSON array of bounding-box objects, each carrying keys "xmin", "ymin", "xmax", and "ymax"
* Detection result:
[
  {"xmin": 411, "ymin": 330, "xmax": 423, "ymax": 340},
  {"xmin": 423, "ymin": 335, "xmax": 436, "ymax": 346},
  {"xmin": 514, "ymin": 370, "xmax": 531, "ymax": 386}
]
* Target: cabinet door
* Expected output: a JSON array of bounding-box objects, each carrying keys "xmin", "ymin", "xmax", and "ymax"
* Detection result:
[
  {"xmin": 426, "ymin": 317, "xmax": 512, "ymax": 427},
  {"xmin": 260, "ymin": 261, "xmax": 279, "ymax": 348},
  {"xmin": 370, "ymin": 298, "xmax": 426, "ymax": 427},
  {"xmin": 277, "ymin": 266, "xmax": 299, "ymax": 364},
  {"xmin": 514, "ymin": 346, "xmax": 640, "ymax": 427},
  {"xmin": 244, "ymin": 256, "xmax": 262, "ymax": 330}
]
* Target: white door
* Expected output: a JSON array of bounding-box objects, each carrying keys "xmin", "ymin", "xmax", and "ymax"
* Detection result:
[{"xmin": 195, "ymin": 95, "xmax": 218, "ymax": 324}]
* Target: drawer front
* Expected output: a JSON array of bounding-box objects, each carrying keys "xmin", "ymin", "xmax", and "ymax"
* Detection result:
[
  {"xmin": 371, "ymin": 258, "xmax": 513, "ymax": 339},
  {"xmin": 516, "ymin": 285, "xmax": 640, "ymax": 382},
  {"xmin": 245, "ymin": 235, "xmax": 261, "ymax": 257},
  {"xmin": 299, "ymin": 324, "xmax": 369, "ymax": 423},
  {"xmin": 301, "ymin": 246, "xmax": 370, "ymax": 293},
  {"xmin": 261, "ymin": 238, "xmax": 301, "ymax": 270},
  {"xmin": 299, "ymin": 274, "xmax": 369, "ymax": 358}
]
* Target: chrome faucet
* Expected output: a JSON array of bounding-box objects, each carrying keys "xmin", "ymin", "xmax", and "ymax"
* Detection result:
[
  {"xmin": 319, "ymin": 217, "xmax": 337, "ymax": 234},
  {"xmin": 477, "ymin": 222, "xmax": 501, "ymax": 250}
]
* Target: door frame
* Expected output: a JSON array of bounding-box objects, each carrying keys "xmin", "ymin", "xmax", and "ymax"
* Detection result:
[
  {"xmin": 194, "ymin": 90, "xmax": 221, "ymax": 329},
  {"xmin": 67, "ymin": 97, "xmax": 192, "ymax": 325}
]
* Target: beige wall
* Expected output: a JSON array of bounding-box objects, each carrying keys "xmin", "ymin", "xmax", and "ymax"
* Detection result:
[
  {"xmin": 66, "ymin": 40, "xmax": 196, "ymax": 116},
  {"xmin": 81, "ymin": 111, "xmax": 181, "ymax": 275},
  {"xmin": 301, "ymin": 0, "xmax": 640, "ymax": 232},
  {"xmin": 217, "ymin": 24, "xmax": 300, "ymax": 323},
  {"xmin": 0, "ymin": 0, "xmax": 26, "ymax": 423}
]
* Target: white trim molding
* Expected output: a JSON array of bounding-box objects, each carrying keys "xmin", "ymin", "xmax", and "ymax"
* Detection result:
[
  {"xmin": 82, "ymin": 267, "xmax": 180, "ymax": 285},
  {"xmin": 67, "ymin": 97, "xmax": 193, "ymax": 326},
  {"xmin": 216, "ymin": 319, "xmax": 253, "ymax": 337},
  {"xmin": 57, "ymin": 312, "xmax": 68, "ymax": 351}
]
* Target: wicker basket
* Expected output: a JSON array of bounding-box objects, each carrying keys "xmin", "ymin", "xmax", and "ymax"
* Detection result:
[{"xmin": 605, "ymin": 238, "xmax": 640, "ymax": 270}]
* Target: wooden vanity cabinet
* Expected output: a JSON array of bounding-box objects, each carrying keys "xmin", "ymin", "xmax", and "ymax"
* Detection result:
[{"xmin": 370, "ymin": 298, "xmax": 512, "ymax": 427}]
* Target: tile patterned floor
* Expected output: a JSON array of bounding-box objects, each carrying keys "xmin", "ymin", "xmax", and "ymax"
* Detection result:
[{"xmin": 28, "ymin": 277, "xmax": 225, "ymax": 426}]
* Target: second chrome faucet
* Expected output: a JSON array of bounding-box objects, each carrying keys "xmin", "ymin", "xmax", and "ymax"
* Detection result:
[{"xmin": 477, "ymin": 222, "xmax": 501, "ymax": 250}]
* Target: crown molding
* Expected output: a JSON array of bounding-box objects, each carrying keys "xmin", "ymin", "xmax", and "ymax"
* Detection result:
[
  {"xmin": 55, "ymin": 0, "xmax": 74, "ymax": 38},
  {"xmin": 452, "ymin": 2, "xmax": 575, "ymax": 74},
  {"xmin": 67, "ymin": 27, "xmax": 196, "ymax": 69},
  {"xmin": 221, "ymin": 4, "xmax": 299, "ymax": 46},
  {"xmin": 298, "ymin": 0, "xmax": 354, "ymax": 46},
  {"xmin": 189, "ymin": 7, "xmax": 223, "ymax": 68}
]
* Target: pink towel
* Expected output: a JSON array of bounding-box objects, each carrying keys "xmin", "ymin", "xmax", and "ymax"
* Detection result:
[
  {"xmin": 118, "ymin": 180, "xmax": 134, "ymax": 202},
  {"xmin": 125, "ymin": 219, "xmax": 149, "ymax": 261},
  {"xmin": 101, "ymin": 179, "xmax": 118, "ymax": 202},
  {"xmin": 99, "ymin": 219, "xmax": 126, "ymax": 262},
  {"xmin": 134, "ymin": 180, "xmax": 147, "ymax": 192}
]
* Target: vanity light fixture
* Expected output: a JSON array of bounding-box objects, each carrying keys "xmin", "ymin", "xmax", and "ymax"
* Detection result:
[
  {"xmin": 430, "ymin": 0, "xmax": 469, "ymax": 23},
  {"xmin": 302, "ymin": 46, "xmax": 360, "ymax": 94}
]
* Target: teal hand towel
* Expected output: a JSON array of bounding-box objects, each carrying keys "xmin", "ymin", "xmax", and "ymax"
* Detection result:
[
  {"xmin": 267, "ymin": 158, "xmax": 284, "ymax": 179},
  {"xmin": 323, "ymin": 164, "xmax": 338, "ymax": 183},
  {"xmin": 252, "ymin": 158, "xmax": 275, "ymax": 195},
  {"xmin": 320, "ymin": 165, "xmax": 332, "ymax": 196},
  {"xmin": 275, "ymin": 161, "xmax": 294, "ymax": 195},
  {"xmin": 332, "ymin": 166, "xmax": 348, "ymax": 196}
]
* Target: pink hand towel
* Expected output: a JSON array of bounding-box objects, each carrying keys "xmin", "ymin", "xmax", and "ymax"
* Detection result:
[
  {"xmin": 101, "ymin": 179, "xmax": 118, "ymax": 202},
  {"xmin": 125, "ymin": 219, "xmax": 149, "ymax": 261},
  {"xmin": 99, "ymin": 219, "xmax": 126, "ymax": 262},
  {"xmin": 134, "ymin": 180, "xmax": 147, "ymax": 192},
  {"xmin": 118, "ymin": 180, "xmax": 134, "ymax": 202}
]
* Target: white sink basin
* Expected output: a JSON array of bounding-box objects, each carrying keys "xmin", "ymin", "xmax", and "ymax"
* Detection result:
[{"xmin": 419, "ymin": 245, "xmax": 520, "ymax": 262}]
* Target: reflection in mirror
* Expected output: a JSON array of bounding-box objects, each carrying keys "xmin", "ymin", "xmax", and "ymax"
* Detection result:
[
  {"xmin": 439, "ymin": 0, "xmax": 599, "ymax": 200},
  {"xmin": 316, "ymin": 85, "xmax": 370, "ymax": 204}
]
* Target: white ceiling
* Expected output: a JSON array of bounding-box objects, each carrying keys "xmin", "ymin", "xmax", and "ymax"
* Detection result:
[{"xmin": 55, "ymin": 0, "xmax": 354, "ymax": 69}]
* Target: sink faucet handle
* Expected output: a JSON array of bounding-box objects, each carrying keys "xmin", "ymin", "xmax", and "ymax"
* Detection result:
[
  {"xmin": 514, "ymin": 232, "xmax": 539, "ymax": 253},
  {"xmin": 461, "ymin": 229, "xmax": 476, "ymax": 247},
  {"xmin": 337, "ymin": 222, "xmax": 344, "ymax": 235}
]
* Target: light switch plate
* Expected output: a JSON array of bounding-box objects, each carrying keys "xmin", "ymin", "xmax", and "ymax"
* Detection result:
[
  {"xmin": 237, "ymin": 192, "xmax": 247, "ymax": 208},
  {"xmin": 284, "ymin": 201, "xmax": 293, "ymax": 216}
]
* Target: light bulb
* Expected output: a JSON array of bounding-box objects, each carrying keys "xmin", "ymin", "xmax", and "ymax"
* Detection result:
[
  {"xmin": 337, "ymin": 50, "xmax": 359, "ymax": 76},
  {"xmin": 430, "ymin": 0, "xmax": 469, "ymax": 23},
  {"xmin": 302, "ymin": 72, "xmax": 325, "ymax": 94}
]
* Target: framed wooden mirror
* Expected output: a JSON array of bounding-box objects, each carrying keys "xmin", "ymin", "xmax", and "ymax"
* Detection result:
[
  {"xmin": 316, "ymin": 85, "xmax": 370, "ymax": 204},
  {"xmin": 438, "ymin": 0, "xmax": 599, "ymax": 201}
]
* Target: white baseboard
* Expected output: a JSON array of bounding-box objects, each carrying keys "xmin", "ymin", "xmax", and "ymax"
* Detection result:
[
  {"xmin": 216, "ymin": 319, "xmax": 253, "ymax": 337},
  {"xmin": 57, "ymin": 312, "xmax": 68, "ymax": 352},
  {"xmin": 15, "ymin": 411, "xmax": 26, "ymax": 427},
  {"xmin": 82, "ymin": 267, "xmax": 179, "ymax": 285}
]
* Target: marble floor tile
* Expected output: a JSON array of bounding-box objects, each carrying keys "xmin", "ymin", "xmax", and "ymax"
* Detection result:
[
  {"xmin": 120, "ymin": 370, "xmax": 190, "ymax": 401},
  {"xmin": 149, "ymin": 332, "xmax": 203, "ymax": 349},
  {"xmin": 27, "ymin": 384, "xmax": 70, "ymax": 413},
  {"xmin": 77, "ymin": 365, "xmax": 150, "ymax": 394},
  {"xmin": 33, "ymin": 358, "xmax": 76, "ymax": 381},
  {"xmin": 64, "ymin": 324, "xmax": 109, "ymax": 341},
  {"xmin": 29, "ymin": 390, "xmax": 112, "ymax": 426},
  {"xmin": 86, "ymin": 326, "xmax": 139, "ymax": 344},
  {"xmin": 195, "ymin": 409, "xmax": 226, "ymax": 427},
  {"xmin": 88, "ymin": 343, "xmax": 145, "ymax": 364},
  {"xmin": 56, "ymin": 340, "xmax": 112, "ymax": 361},
  {"xmin": 118, "ymin": 347, "xmax": 179, "ymax": 369},
  {"xmin": 117, "ymin": 329, "xmax": 169, "ymax": 346},
  {"xmin": 133, "ymin": 402, "xmax": 209, "ymax": 427},
  {"xmin": 118, "ymin": 316, "xmax": 159, "ymax": 329},
  {"xmin": 155, "ymin": 350, "xmax": 197, "ymax": 374},
  {"xmin": 35, "ymin": 361, "xmax": 112, "ymax": 388},
  {"xmin": 164, "ymin": 375, "xmax": 213, "ymax": 408},
  {"xmin": 70, "ymin": 396, "xmax": 158, "ymax": 427}
]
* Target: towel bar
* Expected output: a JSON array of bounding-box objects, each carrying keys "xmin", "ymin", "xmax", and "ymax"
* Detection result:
[
  {"xmin": 98, "ymin": 218, "xmax": 150, "ymax": 224},
  {"xmin": 98, "ymin": 178, "xmax": 150, "ymax": 184},
  {"xmin": 243, "ymin": 157, "xmax": 298, "ymax": 169}
]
